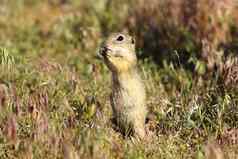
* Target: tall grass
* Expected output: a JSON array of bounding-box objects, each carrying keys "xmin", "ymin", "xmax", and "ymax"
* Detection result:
[{"xmin": 126, "ymin": 0, "xmax": 237, "ymax": 71}]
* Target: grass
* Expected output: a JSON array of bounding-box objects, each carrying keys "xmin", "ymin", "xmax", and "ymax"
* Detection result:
[{"xmin": 0, "ymin": 1, "xmax": 237, "ymax": 159}]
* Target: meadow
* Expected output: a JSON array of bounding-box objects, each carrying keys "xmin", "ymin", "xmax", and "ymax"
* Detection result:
[{"xmin": 0, "ymin": 0, "xmax": 238, "ymax": 158}]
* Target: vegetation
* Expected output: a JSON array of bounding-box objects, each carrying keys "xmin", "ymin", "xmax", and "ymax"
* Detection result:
[{"xmin": 0, "ymin": 0, "xmax": 237, "ymax": 158}]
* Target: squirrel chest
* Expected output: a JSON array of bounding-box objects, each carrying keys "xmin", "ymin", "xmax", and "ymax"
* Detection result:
[{"xmin": 110, "ymin": 72, "xmax": 146, "ymax": 126}]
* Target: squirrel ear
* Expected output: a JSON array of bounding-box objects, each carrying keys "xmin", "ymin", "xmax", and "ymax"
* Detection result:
[
  {"xmin": 121, "ymin": 29, "xmax": 129, "ymax": 34},
  {"xmin": 131, "ymin": 37, "xmax": 135, "ymax": 44}
]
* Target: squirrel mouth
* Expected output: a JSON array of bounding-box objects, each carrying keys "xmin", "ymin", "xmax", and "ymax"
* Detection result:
[{"xmin": 100, "ymin": 46, "xmax": 111, "ymax": 58}]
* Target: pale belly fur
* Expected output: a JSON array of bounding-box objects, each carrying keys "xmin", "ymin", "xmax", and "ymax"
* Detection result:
[{"xmin": 111, "ymin": 72, "xmax": 147, "ymax": 137}]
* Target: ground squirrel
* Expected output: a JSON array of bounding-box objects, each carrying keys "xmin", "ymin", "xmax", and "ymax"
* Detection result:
[{"xmin": 99, "ymin": 32, "xmax": 147, "ymax": 139}]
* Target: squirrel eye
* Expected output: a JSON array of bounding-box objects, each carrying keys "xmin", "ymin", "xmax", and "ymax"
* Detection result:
[{"xmin": 116, "ymin": 35, "xmax": 124, "ymax": 41}]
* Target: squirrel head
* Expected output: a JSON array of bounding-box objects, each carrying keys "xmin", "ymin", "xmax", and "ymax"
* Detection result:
[{"xmin": 99, "ymin": 33, "xmax": 137, "ymax": 74}]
